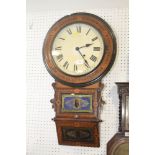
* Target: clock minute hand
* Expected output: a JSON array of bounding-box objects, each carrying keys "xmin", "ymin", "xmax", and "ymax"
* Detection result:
[{"xmin": 75, "ymin": 47, "xmax": 90, "ymax": 68}]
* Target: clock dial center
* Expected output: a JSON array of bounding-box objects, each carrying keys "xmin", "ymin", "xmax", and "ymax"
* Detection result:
[{"xmin": 75, "ymin": 47, "xmax": 79, "ymax": 51}]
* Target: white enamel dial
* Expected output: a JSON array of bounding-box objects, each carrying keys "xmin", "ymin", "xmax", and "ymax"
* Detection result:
[{"xmin": 51, "ymin": 23, "xmax": 104, "ymax": 76}]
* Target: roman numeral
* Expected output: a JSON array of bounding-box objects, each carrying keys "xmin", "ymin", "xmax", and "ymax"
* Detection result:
[
  {"xmin": 74, "ymin": 64, "xmax": 78, "ymax": 71},
  {"xmin": 92, "ymin": 37, "xmax": 98, "ymax": 42},
  {"xmin": 59, "ymin": 38, "xmax": 65, "ymax": 40},
  {"xmin": 76, "ymin": 26, "xmax": 81, "ymax": 33},
  {"xmin": 67, "ymin": 28, "xmax": 72, "ymax": 35},
  {"xmin": 56, "ymin": 54, "xmax": 63, "ymax": 62},
  {"xmin": 93, "ymin": 47, "xmax": 100, "ymax": 51},
  {"xmin": 90, "ymin": 55, "xmax": 97, "ymax": 62},
  {"xmin": 63, "ymin": 61, "xmax": 69, "ymax": 69},
  {"xmin": 86, "ymin": 28, "xmax": 90, "ymax": 35},
  {"xmin": 55, "ymin": 46, "xmax": 62, "ymax": 50}
]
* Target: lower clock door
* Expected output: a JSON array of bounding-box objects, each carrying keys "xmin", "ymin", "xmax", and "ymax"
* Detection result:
[{"xmin": 55, "ymin": 119, "xmax": 100, "ymax": 147}]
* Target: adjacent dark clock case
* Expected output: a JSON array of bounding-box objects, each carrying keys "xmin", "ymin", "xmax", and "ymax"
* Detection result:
[
  {"xmin": 107, "ymin": 82, "xmax": 129, "ymax": 155},
  {"xmin": 43, "ymin": 12, "xmax": 116, "ymax": 147}
]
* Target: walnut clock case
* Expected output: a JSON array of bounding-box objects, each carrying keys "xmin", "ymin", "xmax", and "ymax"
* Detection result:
[{"xmin": 43, "ymin": 13, "xmax": 116, "ymax": 147}]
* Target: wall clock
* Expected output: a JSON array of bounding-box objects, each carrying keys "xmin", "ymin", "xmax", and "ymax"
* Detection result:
[
  {"xmin": 43, "ymin": 12, "xmax": 116, "ymax": 147},
  {"xmin": 107, "ymin": 82, "xmax": 129, "ymax": 155}
]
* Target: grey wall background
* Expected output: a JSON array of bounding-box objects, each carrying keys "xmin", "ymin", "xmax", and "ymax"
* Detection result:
[{"xmin": 27, "ymin": 0, "xmax": 128, "ymax": 12}]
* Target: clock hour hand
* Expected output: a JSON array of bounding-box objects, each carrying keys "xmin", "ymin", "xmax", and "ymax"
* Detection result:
[
  {"xmin": 78, "ymin": 43, "xmax": 93, "ymax": 49},
  {"xmin": 75, "ymin": 47, "xmax": 90, "ymax": 68}
]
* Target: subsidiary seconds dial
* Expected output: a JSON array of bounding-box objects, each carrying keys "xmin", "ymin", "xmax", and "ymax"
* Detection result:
[{"xmin": 52, "ymin": 23, "xmax": 104, "ymax": 76}]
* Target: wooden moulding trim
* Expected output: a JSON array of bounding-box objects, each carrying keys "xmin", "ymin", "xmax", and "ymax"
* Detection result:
[{"xmin": 53, "ymin": 117, "xmax": 102, "ymax": 122}]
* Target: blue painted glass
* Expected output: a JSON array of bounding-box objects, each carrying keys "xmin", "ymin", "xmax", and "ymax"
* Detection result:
[{"xmin": 62, "ymin": 95, "xmax": 92, "ymax": 112}]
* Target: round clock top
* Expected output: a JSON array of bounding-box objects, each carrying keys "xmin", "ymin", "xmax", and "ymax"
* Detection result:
[{"xmin": 43, "ymin": 13, "xmax": 116, "ymax": 87}]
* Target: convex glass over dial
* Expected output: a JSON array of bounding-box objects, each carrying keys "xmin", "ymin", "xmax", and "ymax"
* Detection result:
[{"xmin": 52, "ymin": 23, "xmax": 104, "ymax": 76}]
